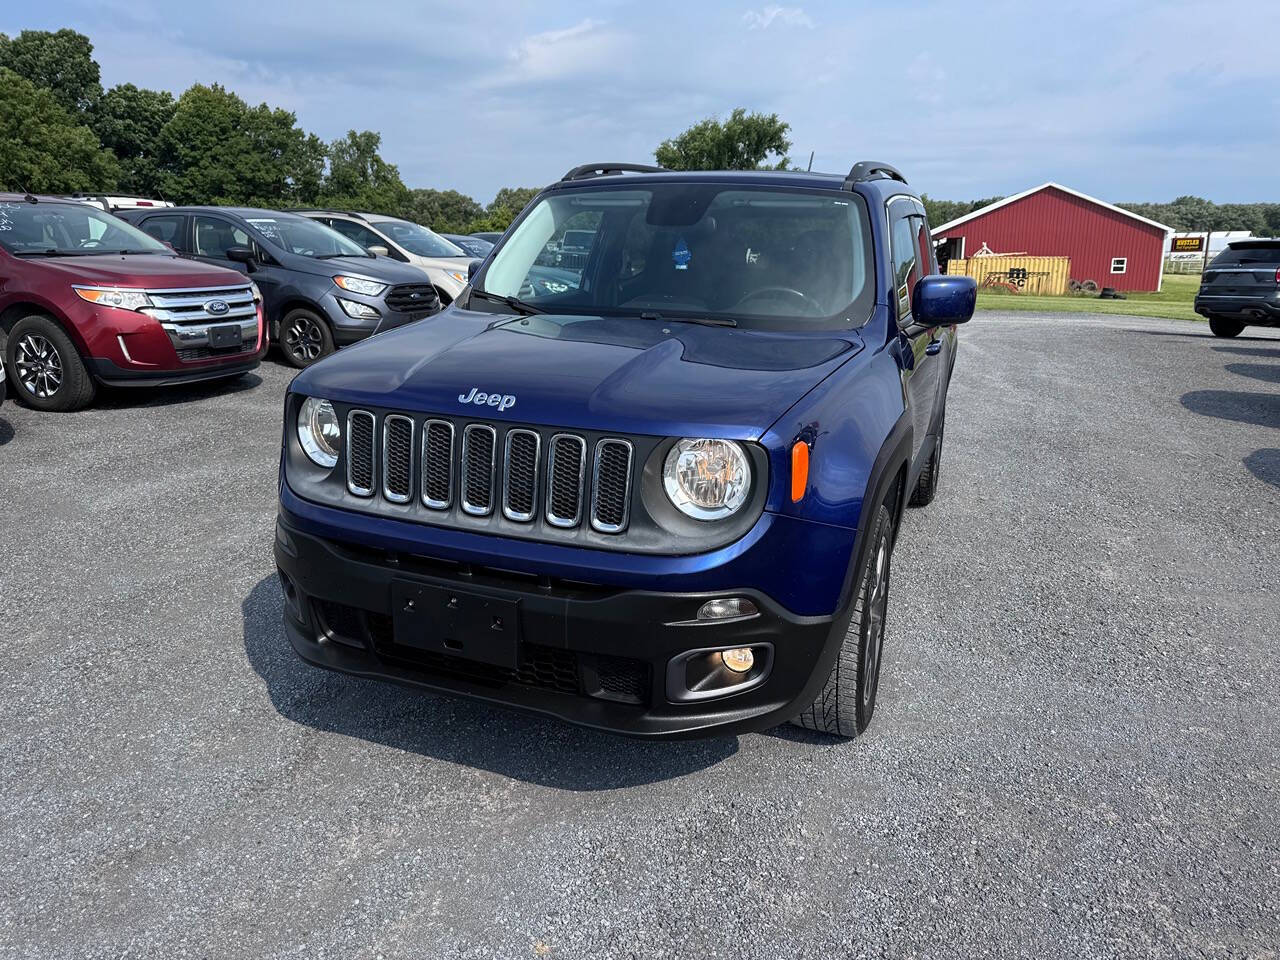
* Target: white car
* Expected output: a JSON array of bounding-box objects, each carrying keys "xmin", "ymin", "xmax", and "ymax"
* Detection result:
[{"xmin": 297, "ymin": 211, "xmax": 473, "ymax": 304}]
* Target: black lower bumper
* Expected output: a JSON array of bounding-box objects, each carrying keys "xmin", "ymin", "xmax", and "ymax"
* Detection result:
[
  {"xmin": 90, "ymin": 348, "xmax": 265, "ymax": 387},
  {"xmin": 273, "ymin": 514, "xmax": 845, "ymax": 739},
  {"xmin": 1195, "ymin": 296, "xmax": 1280, "ymax": 324}
]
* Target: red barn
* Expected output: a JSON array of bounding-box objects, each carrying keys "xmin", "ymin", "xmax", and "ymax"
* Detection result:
[{"xmin": 932, "ymin": 182, "xmax": 1173, "ymax": 292}]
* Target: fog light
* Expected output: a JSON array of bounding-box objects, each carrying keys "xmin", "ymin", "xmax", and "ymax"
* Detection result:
[
  {"xmin": 697, "ymin": 597, "xmax": 759, "ymax": 621},
  {"xmin": 720, "ymin": 647, "xmax": 755, "ymax": 673}
]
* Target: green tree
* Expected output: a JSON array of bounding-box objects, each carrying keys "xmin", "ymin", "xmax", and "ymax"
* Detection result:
[
  {"xmin": 403, "ymin": 188, "xmax": 485, "ymax": 233},
  {"xmin": 655, "ymin": 108, "xmax": 792, "ymax": 170},
  {"xmin": 0, "ymin": 28, "xmax": 101, "ymax": 114},
  {"xmin": 156, "ymin": 84, "xmax": 324, "ymax": 205},
  {"xmin": 483, "ymin": 186, "xmax": 540, "ymax": 230},
  {"xmin": 90, "ymin": 83, "xmax": 175, "ymax": 195},
  {"xmin": 0, "ymin": 68, "xmax": 118, "ymax": 192},
  {"xmin": 319, "ymin": 130, "xmax": 409, "ymax": 214}
]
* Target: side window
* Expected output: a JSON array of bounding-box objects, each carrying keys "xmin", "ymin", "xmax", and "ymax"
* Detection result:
[
  {"xmin": 889, "ymin": 212, "xmax": 919, "ymax": 323},
  {"xmin": 139, "ymin": 215, "xmax": 185, "ymax": 248},
  {"xmin": 329, "ymin": 219, "xmax": 385, "ymax": 251},
  {"xmin": 193, "ymin": 216, "xmax": 249, "ymax": 259}
]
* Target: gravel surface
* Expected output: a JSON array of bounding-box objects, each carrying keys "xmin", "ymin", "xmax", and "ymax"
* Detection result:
[{"xmin": 2, "ymin": 314, "xmax": 1278, "ymax": 959}]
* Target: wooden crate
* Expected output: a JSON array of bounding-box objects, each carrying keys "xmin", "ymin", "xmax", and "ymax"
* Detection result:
[{"xmin": 946, "ymin": 256, "xmax": 1072, "ymax": 296}]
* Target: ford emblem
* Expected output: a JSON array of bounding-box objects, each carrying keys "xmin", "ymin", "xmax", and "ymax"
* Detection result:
[{"xmin": 205, "ymin": 299, "xmax": 230, "ymax": 316}]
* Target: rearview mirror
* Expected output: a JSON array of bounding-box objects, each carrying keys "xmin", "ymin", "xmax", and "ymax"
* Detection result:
[
  {"xmin": 368, "ymin": 245, "xmax": 390, "ymax": 257},
  {"xmin": 225, "ymin": 245, "xmax": 255, "ymax": 264},
  {"xmin": 912, "ymin": 275, "xmax": 977, "ymax": 326},
  {"xmin": 467, "ymin": 258, "xmax": 482, "ymax": 280}
]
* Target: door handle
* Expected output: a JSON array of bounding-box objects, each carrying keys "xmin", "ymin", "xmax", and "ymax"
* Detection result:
[{"xmin": 925, "ymin": 338, "xmax": 942, "ymax": 356}]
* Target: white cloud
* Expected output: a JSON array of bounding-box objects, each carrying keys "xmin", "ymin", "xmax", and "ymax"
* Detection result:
[
  {"xmin": 498, "ymin": 19, "xmax": 625, "ymax": 83},
  {"xmin": 742, "ymin": 6, "xmax": 813, "ymax": 30}
]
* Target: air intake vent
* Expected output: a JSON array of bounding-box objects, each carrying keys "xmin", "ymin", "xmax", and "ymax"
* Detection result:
[
  {"xmin": 591, "ymin": 439, "xmax": 633, "ymax": 533},
  {"xmin": 347, "ymin": 411, "xmax": 376, "ymax": 497},
  {"xmin": 546, "ymin": 434, "xmax": 586, "ymax": 527},
  {"xmin": 382, "ymin": 415, "xmax": 413, "ymax": 503},
  {"xmin": 461, "ymin": 424, "xmax": 497, "ymax": 516},
  {"xmin": 421, "ymin": 419, "xmax": 454, "ymax": 509},
  {"xmin": 503, "ymin": 429, "xmax": 540, "ymax": 522}
]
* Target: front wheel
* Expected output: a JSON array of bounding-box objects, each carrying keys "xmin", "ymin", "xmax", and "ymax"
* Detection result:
[
  {"xmin": 280, "ymin": 309, "xmax": 334, "ymax": 368},
  {"xmin": 790, "ymin": 504, "xmax": 895, "ymax": 738},
  {"xmin": 1209, "ymin": 316, "xmax": 1246, "ymax": 338},
  {"xmin": 4, "ymin": 314, "xmax": 96, "ymax": 411}
]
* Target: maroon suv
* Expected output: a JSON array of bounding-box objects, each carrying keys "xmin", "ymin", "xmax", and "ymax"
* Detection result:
[{"xmin": 0, "ymin": 195, "xmax": 266, "ymax": 411}]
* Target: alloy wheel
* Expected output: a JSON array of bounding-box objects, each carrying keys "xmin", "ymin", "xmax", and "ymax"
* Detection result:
[
  {"xmin": 284, "ymin": 317, "xmax": 324, "ymax": 362},
  {"xmin": 14, "ymin": 334, "xmax": 63, "ymax": 398},
  {"xmin": 862, "ymin": 533, "xmax": 891, "ymax": 708}
]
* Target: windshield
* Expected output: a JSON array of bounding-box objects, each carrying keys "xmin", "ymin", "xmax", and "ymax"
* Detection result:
[
  {"xmin": 377, "ymin": 220, "xmax": 465, "ymax": 258},
  {"xmin": 478, "ymin": 184, "xmax": 874, "ymax": 329},
  {"xmin": 247, "ymin": 216, "xmax": 369, "ymax": 258},
  {"xmin": 447, "ymin": 235, "xmax": 494, "ymax": 258},
  {"xmin": 1211, "ymin": 244, "xmax": 1280, "ymax": 267},
  {"xmin": 0, "ymin": 201, "xmax": 168, "ymax": 256}
]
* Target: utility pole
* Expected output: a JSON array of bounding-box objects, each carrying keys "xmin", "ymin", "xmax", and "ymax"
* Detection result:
[{"xmin": 1201, "ymin": 225, "xmax": 1212, "ymax": 276}]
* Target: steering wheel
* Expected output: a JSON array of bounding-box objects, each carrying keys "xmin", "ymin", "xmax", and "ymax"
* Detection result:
[{"xmin": 733, "ymin": 286, "xmax": 824, "ymax": 316}]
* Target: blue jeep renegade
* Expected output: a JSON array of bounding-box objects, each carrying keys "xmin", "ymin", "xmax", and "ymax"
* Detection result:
[{"xmin": 274, "ymin": 161, "xmax": 976, "ymax": 739}]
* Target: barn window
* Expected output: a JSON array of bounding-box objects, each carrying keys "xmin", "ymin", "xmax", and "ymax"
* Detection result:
[{"xmin": 1110, "ymin": 257, "xmax": 1127, "ymax": 274}]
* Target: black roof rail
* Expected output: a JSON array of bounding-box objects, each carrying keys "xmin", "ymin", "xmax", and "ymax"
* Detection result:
[
  {"xmin": 561, "ymin": 162, "xmax": 666, "ymax": 182},
  {"xmin": 843, "ymin": 161, "xmax": 907, "ymax": 189},
  {"xmin": 291, "ymin": 207, "xmax": 367, "ymax": 220}
]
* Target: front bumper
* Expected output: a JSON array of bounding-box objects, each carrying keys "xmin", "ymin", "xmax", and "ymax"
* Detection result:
[
  {"xmin": 274, "ymin": 513, "xmax": 847, "ymax": 738},
  {"xmin": 320, "ymin": 291, "xmax": 436, "ymax": 345}
]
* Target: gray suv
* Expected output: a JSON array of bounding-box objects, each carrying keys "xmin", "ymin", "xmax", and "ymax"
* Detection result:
[{"xmin": 119, "ymin": 207, "xmax": 440, "ymax": 366}]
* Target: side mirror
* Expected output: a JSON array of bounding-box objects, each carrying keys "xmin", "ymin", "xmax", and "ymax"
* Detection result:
[
  {"xmin": 368, "ymin": 245, "xmax": 390, "ymax": 257},
  {"xmin": 467, "ymin": 258, "xmax": 483, "ymax": 280},
  {"xmin": 912, "ymin": 274, "xmax": 977, "ymax": 326},
  {"xmin": 225, "ymin": 245, "xmax": 255, "ymax": 264}
]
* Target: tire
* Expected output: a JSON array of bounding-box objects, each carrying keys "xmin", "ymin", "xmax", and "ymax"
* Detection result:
[
  {"xmin": 791, "ymin": 504, "xmax": 895, "ymax": 738},
  {"xmin": 1209, "ymin": 316, "xmax": 1246, "ymax": 338},
  {"xmin": 908, "ymin": 416, "xmax": 944, "ymax": 507},
  {"xmin": 279, "ymin": 309, "xmax": 334, "ymax": 368},
  {"xmin": 4, "ymin": 315, "xmax": 96, "ymax": 412}
]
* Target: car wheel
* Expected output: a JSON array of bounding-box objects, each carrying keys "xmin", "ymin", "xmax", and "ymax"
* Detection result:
[
  {"xmin": 4, "ymin": 315, "xmax": 96, "ymax": 412},
  {"xmin": 280, "ymin": 309, "xmax": 334, "ymax": 368},
  {"xmin": 790, "ymin": 503, "xmax": 894, "ymax": 738},
  {"xmin": 909, "ymin": 416, "xmax": 944, "ymax": 507},
  {"xmin": 1209, "ymin": 316, "xmax": 1246, "ymax": 338}
]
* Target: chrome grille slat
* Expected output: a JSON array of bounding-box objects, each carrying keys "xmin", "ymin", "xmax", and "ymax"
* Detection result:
[
  {"xmin": 347, "ymin": 411, "xmax": 376, "ymax": 497},
  {"xmin": 590, "ymin": 439, "xmax": 633, "ymax": 533},
  {"xmin": 382, "ymin": 415, "xmax": 413, "ymax": 503},
  {"xmin": 421, "ymin": 419, "xmax": 455, "ymax": 509},
  {"xmin": 461, "ymin": 424, "xmax": 497, "ymax": 516},
  {"xmin": 546, "ymin": 434, "xmax": 586, "ymax": 528},
  {"xmin": 503, "ymin": 429, "xmax": 540, "ymax": 522}
]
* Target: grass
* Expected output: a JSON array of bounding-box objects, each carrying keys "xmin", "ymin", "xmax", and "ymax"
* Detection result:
[{"xmin": 975, "ymin": 272, "xmax": 1202, "ymax": 322}]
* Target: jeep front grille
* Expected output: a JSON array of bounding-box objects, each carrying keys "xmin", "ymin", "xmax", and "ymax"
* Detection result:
[
  {"xmin": 340, "ymin": 410, "xmax": 636, "ymax": 534},
  {"xmin": 347, "ymin": 411, "xmax": 376, "ymax": 496},
  {"xmin": 546, "ymin": 434, "xmax": 586, "ymax": 527}
]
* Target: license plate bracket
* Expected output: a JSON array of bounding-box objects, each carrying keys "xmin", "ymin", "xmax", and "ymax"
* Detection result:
[
  {"xmin": 208, "ymin": 324, "xmax": 242, "ymax": 349},
  {"xmin": 390, "ymin": 580, "xmax": 520, "ymax": 669}
]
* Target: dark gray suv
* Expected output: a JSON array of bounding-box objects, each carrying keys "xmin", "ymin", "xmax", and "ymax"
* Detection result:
[{"xmin": 119, "ymin": 207, "xmax": 440, "ymax": 366}]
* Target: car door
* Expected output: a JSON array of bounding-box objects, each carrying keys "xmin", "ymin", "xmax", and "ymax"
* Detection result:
[{"xmin": 887, "ymin": 197, "xmax": 941, "ymax": 464}]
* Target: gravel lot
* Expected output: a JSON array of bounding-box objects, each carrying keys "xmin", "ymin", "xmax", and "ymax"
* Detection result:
[{"xmin": 2, "ymin": 313, "xmax": 1277, "ymax": 959}]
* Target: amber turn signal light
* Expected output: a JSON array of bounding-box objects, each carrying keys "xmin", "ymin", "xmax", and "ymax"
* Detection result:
[{"xmin": 791, "ymin": 440, "xmax": 809, "ymax": 502}]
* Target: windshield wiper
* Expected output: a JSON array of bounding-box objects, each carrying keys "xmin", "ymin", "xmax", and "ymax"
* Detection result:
[
  {"xmin": 469, "ymin": 289, "xmax": 543, "ymax": 315},
  {"xmin": 638, "ymin": 311, "xmax": 737, "ymax": 328},
  {"xmin": 313, "ymin": 252, "xmax": 366, "ymax": 259},
  {"xmin": 11, "ymin": 249, "xmax": 90, "ymax": 257}
]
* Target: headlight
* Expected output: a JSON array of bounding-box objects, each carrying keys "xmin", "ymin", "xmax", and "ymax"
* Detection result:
[
  {"xmin": 249, "ymin": 280, "xmax": 263, "ymax": 304},
  {"xmin": 297, "ymin": 397, "xmax": 341, "ymax": 468},
  {"xmin": 663, "ymin": 438, "xmax": 751, "ymax": 520},
  {"xmin": 73, "ymin": 286, "xmax": 153, "ymax": 311},
  {"xmin": 333, "ymin": 275, "xmax": 387, "ymax": 297},
  {"xmin": 337, "ymin": 298, "xmax": 380, "ymax": 319}
]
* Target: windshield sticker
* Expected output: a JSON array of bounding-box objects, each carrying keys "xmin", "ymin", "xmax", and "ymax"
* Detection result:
[
  {"xmin": 672, "ymin": 238, "xmax": 691, "ymax": 271},
  {"xmin": 247, "ymin": 218, "xmax": 281, "ymax": 240}
]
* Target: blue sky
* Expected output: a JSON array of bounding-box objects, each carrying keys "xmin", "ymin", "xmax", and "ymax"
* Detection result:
[{"xmin": 7, "ymin": 1, "xmax": 1278, "ymax": 204}]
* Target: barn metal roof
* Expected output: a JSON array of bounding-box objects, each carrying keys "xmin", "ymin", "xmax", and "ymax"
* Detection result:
[{"xmin": 931, "ymin": 182, "xmax": 1174, "ymax": 236}]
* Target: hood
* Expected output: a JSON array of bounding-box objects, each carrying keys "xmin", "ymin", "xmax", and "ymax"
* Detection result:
[
  {"xmin": 293, "ymin": 308, "xmax": 862, "ymax": 440},
  {"xmin": 298, "ymin": 254, "xmax": 431, "ymax": 284},
  {"xmin": 23, "ymin": 253, "xmax": 247, "ymax": 288}
]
